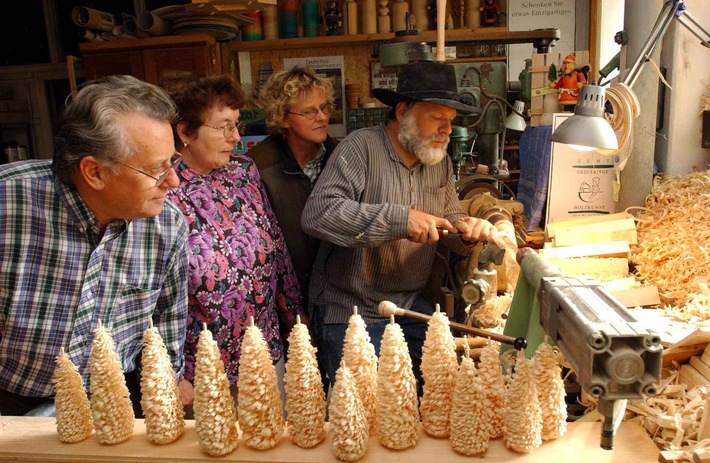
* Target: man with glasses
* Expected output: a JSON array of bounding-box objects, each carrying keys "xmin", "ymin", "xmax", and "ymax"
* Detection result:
[
  {"xmin": 0, "ymin": 75, "xmax": 192, "ymax": 416},
  {"xmin": 249, "ymin": 66, "xmax": 340, "ymax": 393}
]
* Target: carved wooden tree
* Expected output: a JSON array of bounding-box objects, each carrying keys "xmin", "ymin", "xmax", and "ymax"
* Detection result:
[
  {"xmin": 52, "ymin": 349, "xmax": 93, "ymax": 443},
  {"xmin": 504, "ymin": 349, "xmax": 542, "ymax": 453},
  {"xmin": 89, "ymin": 323, "xmax": 134, "ymax": 445},
  {"xmin": 284, "ymin": 315, "xmax": 326, "ymax": 448},
  {"xmin": 375, "ymin": 317, "xmax": 419, "ymax": 449},
  {"xmin": 533, "ymin": 342, "xmax": 568, "ymax": 441},
  {"xmin": 329, "ymin": 362, "xmax": 369, "ymax": 461},
  {"xmin": 341, "ymin": 306, "xmax": 378, "ymax": 429},
  {"xmin": 237, "ymin": 317, "xmax": 285, "ymax": 450},
  {"xmin": 193, "ymin": 324, "xmax": 239, "ymax": 456},
  {"xmin": 140, "ymin": 322, "xmax": 185, "ymax": 444},
  {"xmin": 419, "ymin": 305, "xmax": 457, "ymax": 438}
]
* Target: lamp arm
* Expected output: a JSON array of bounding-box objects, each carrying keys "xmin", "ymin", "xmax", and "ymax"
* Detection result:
[
  {"xmin": 623, "ymin": 0, "xmax": 679, "ymax": 88},
  {"xmin": 623, "ymin": 0, "xmax": 710, "ymax": 88},
  {"xmin": 675, "ymin": 10, "xmax": 710, "ymax": 48}
]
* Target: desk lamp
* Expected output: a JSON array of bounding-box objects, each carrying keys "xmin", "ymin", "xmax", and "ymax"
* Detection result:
[{"xmin": 551, "ymin": 0, "xmax": 709, "ymax": 152}]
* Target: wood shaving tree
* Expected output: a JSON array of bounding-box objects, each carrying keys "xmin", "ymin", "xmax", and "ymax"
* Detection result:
[
  {"xmin": 283, "ymin": 315, "xmax": 326, "ymax": 448},
  {"xmin": 52, "ymin": 348, "xmax": 93, "ymax": 443},
  {"xmin": 89, "ymin": 322, "xmax": 135, "ymax": 444},
  {"xmin": 504, "ymin": 349, "xmax": 542, "ymax": 453},
  {"xmin": 193, "ymin": 324, "xmax": 239, "ymax": 456},
  {"xmin": 533, "ymin": 341, "xmax": 568, "ymax": 441},
  {"xmin": 237, "ymin": 317, "xmax": 285, "ymax": 450},
  {"xmin": 341, "ymin": 306, "xmax": 378, "ymax": 429},
  {"xmin": 420, "ymin": 305, "xmax": 457, "ymax": 438},
  {"xmin": 450, "ymin": 340, "xmax": 489, "ymax": 456},
  {"xmin": 375, "ymin": 316, "xmax": 419, "ymax": 450},
  {"xmin": 329, "ymin": 362, "xmax": 369, "ymax": 461},
  {"xmin": 140, "ymin": 322, "xmax": 185, "ymax": 444},
  {"xmin": 478, "ymin": 341, "xmax": 506, "ymax": 439}
]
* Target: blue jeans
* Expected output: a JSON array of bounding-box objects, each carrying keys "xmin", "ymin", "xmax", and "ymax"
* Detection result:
[{"xmin": 313, "ymin": 295, "xmax": 432, "ymax": 396}]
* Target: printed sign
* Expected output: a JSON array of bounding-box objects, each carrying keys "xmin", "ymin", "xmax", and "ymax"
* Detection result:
[{"xmin": 545, "ymin": 113, "xmax": 619, "ymax": 224}]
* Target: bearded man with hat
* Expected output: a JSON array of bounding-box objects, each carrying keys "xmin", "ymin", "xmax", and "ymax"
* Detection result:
[{"xmin": 301, "ymin": 61, "xmax": 500, "ymax": 392}]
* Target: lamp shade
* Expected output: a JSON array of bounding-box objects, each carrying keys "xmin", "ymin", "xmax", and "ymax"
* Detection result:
[
  {"xmin": 550, "ymin": 84, "xmax": 619, "ymax": 151},
  {"xmin": 505, "ymin": 100, "xmax": 527, "ymax": 131}
]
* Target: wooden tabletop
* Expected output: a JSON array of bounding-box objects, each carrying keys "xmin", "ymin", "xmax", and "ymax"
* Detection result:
[{"xmin": 0, "ymin": 417, "xmax": 659, "ymax": 462}]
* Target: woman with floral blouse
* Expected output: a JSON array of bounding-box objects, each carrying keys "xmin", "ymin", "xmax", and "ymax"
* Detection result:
[{"xmin": 160, "ymin": 72, "xmax": 304, "ymax": 412}]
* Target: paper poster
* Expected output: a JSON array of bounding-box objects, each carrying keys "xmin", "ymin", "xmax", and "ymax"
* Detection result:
[
  {"xmin": 545, "ymin": 113, "xmax": 619, "ymax": 225},
  {"xmin": 507, "ymin": 0, "xmax": 577, "ymax": 82},
  {"xmin": 283, "ymin": 55, "xmax": 346, "ymax": 138}
]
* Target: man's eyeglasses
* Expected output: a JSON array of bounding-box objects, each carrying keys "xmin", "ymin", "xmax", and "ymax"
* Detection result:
[
  {"xmin": 117, "ymin": 153, "xmax": 182, "ymax": 187},
  {"xmin": 288, "ymin": 103, "xmax": 334, "ymax": 120},
  {"xmin": 202, "ymin": 121, "xmax": 246, "ymax": 138}
]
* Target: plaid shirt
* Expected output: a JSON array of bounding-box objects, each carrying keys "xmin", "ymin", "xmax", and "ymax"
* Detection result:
[
  {"xmin": 0, "ymin": 160, "xmax": 189, "ymax": 398},
  {"xmin": 302, "ymin": 144, "xmax": 326, "ymax": 185}
]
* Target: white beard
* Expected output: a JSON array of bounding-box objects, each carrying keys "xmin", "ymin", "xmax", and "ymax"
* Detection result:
[{"xmin": 398, "ymin": 109, "xmax": 449, "ymax": 166}]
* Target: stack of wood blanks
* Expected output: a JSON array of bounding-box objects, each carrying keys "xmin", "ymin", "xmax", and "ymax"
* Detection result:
[
  {"xmin": 679, "ymin": 342, "xmax": 710, "ymax": 390},
  {"xmin": 539, "ymin": 212, "xmax": 660, "ymax": 308}
]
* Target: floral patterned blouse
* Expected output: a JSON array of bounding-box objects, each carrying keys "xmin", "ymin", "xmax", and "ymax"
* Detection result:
[{"xmin": 168, "ymin": 153, "xmax": 303, "ymax": 384}]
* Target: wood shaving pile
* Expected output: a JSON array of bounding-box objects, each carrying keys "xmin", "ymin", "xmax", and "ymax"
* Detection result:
[
  {"xmin": 629, "ymin": 169, "xmax": 710, "ymax": 319},
  {"xmin": 626, "ymin": 372, "xmax": 710, "ymax": 460},
  {"xmin": 468, "ymin": 294, "xmax": 513, "ymax": 328}
]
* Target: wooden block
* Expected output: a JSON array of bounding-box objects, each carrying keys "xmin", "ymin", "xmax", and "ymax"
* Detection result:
[
  {"xmin": 702, "ymin": 344, "xmax": 710, "ymax": 367},
  {"xmin": 669, "ymin": 327, "xmax": 710, "ymax": 350},
  {"xmin": 679, "ymin": 364, "xmax": 709, "ymax": 389},
  {"xmin": 697, "ymin": 396, "xmax": 710, "ymax": 441},
  {"xmin": 690, "ymin": 356, "xmax": 710, "ymax": 381},
  {"xmin": 539, "ymin": 240, "xmax": 631, "ymax": 259},
  {"xmin": 659, "ymin": 450, "xmax": 686, "ymax": 463},
  {"xmin": 694, "ymin": 449, "xmax": 710, "ymax": 463},
  {"xmin": 546, "ymin": 211, "xmax": 633, "ymax": 238},
  {"xmin": 549, "ymin": 257, "xmax": 629, "ymax": 281},
  {"xmin": 553, "ymin": 219, "xmax": 638, "ymax": 247},
  {"xmin": 609, "ymin": 285, "xmax": 661, "ymax": 308},
  {"xmin": 662, "ymin": 344, "xmax": 707, "ymax": 369}
]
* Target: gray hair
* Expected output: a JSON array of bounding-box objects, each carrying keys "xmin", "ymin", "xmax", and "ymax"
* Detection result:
[{"xmin": 53, "ymin": 75, "xmax": 177, "ymax": 185}]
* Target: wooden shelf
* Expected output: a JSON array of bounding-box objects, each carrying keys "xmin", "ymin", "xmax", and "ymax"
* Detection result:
[
  {"xmin": 223, "ymin": 27, "xmax": 559, "ymax": 52},
  {"xmin": 79, "ymin": 34, "xmax": 218, "ymax": 53}
]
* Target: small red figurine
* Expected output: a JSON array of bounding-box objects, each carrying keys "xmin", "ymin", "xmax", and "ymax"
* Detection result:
[
  {"xmin": 549, "ymin": 54, "xmax": 588, "ymax": 108},
  {"xmin": 480, "ymin": 0, "xmax": 500, "ymax": 27}
]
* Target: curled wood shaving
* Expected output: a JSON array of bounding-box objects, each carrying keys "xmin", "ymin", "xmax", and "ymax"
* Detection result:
[
  {"xmin": 628, "ymin": 170, "xmax": 710, "ymax": 319},
  {"xmin": 625, "ymin": 376, "xmax": 709, "ymax": 461}
]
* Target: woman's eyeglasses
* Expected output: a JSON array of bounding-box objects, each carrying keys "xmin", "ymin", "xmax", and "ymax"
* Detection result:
[
  {"xmin": 202, "ymin": 121, "xmax": 247, "ymax": 138},
  {"xmin": 288, "ymin": 103, "xmax": 334, "ymax": 120},
  {"xmin": 117, "ymin": 153, "xmax": 182, "ymax": 187}
]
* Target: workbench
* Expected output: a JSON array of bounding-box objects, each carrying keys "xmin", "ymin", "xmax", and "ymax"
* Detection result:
[{"xmin": 0, "ymin": 417, "xmax": 659, "ymax": 462}]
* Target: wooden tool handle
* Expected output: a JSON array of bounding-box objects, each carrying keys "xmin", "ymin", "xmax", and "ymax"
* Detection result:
[{"xmin": 378, "ymin": 300, "xmax": 526, "ymax": 348}]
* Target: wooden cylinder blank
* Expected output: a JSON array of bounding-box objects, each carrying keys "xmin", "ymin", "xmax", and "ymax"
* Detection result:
[
  {"xmin": 466, "ymin": 0, "xmax": 481, "ymax": 28},
  {"xmin": 262, "ymin": 5, "xmax": 279, "ymax": 39},
  {"xmin": 411, "ymin": 0, "xmax": 429, "ymax": 30},
  {"xmin": 344, "ymin": 0, "xmax": 358, "ymax": 35},
  {"xmin": 361, "ymin": 0, "xmax": 377, "ymax": 34},
  {"xmin": 391, "ymin": 0, "xmax": 409, "ymax": 32},
  {"xmin": 435, "ymin": 0, "xmax": 446, "ymax": 62}
]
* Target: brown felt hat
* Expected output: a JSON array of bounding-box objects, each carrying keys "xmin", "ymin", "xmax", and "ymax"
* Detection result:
[{"xmin": 372, "ymin": 61, "xmax": 481, "ymax": 115}]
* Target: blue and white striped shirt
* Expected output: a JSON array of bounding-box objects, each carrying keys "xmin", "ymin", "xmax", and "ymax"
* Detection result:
[
  {"xmin": 0, "ymin": 160, "xmax": 189, "ymax": 397},
  {"xmin": 302, "ymin": 125, "xmax": 468, "ymax": 324}
]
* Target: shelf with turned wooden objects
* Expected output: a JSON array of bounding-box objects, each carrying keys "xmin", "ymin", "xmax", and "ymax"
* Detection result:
[
  {"xmin": 221, "ymin": 27, "xmax": 559, "ymax": 52},
  {"xmin": 221, "ymin": 27, "xmax": 558, "ymax": 110}
]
